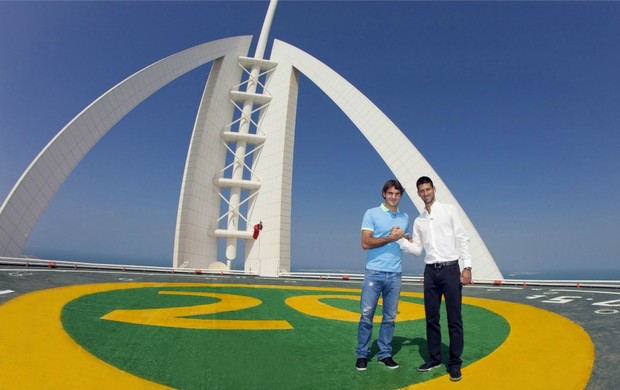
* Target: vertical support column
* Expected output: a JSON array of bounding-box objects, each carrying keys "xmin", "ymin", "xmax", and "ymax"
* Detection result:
[
  {"xmin": 244, "ymin": 57, "xmax": 298, "ymax": 276},
  {"xmin": 220, "ymin": 0, "xmax": 279, "ymax": 268},
  {"xmin": 225, "ymin": 67, "xmax": 260, "ymax": 263}
]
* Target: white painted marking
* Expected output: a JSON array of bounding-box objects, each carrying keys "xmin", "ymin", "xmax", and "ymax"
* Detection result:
[
  {"xmin": 594, "ymin": 309, "xmax": 618, "ymax": 315},
  {"xmin": 551, "ymin": 289, "xmax": 620, "ymax": 296},
  {"xmin": 593, "ymin": 299, "xmax": 620, "ymax": 307},
  {"xmin": 541, "ymin": 296, "xmax": 582, "ymax": 304},
  {"xmin": 0, "ymin": 290, "xmax": 15, "ymax": 295}
]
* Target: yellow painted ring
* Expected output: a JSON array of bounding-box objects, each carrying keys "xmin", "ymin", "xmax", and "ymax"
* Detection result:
[
  {"xmin": 400, "ymin": 292, "xmax": 594, "ymax": 389},
  {"xmin": 0, "ymin": 283, "xmax": 593, "ymax": 388}
]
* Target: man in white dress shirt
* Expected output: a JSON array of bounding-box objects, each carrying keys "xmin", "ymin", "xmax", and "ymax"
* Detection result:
[{"xmin": 395, "ymin": 176, "xmax": 472, "ymax": 382}]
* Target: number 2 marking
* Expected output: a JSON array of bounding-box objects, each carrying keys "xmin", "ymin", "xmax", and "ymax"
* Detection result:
[{"xmin": 102, "ymin": 291, "xmax": 292, "ymax": 330}]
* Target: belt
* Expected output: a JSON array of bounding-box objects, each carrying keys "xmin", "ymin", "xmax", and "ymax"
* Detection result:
[{"xmin": 426, "ymin": 260, "xmax": 458, "ymax": 269}]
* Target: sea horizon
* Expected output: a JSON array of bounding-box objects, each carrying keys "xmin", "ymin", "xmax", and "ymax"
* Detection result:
[
  {"xmin": 291, "ymin": 267, "xmax": 620, "ymax": 282},
  {"xmin": 13, "ymin": 249, "xmax": 620, "ymax": 282}
]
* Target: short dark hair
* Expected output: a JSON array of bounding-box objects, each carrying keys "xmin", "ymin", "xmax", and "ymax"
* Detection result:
[
  {"xmin": 416, "ymin": 176, "xmax": 434, "ymax": 190},
  {"xmin": 382, "ymin": 179, "xmax": 405, "ymax": 197}
]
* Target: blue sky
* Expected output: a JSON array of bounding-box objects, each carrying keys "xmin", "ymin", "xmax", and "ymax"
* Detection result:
[{"xmin": 1, "ymin": 1, "xmax": 619, "ymax": 278}]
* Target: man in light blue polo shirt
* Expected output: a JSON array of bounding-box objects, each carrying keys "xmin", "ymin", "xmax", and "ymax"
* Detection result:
[{"xmin": 355, "ymin": 179, "xmax": 409, "ymax": 371}]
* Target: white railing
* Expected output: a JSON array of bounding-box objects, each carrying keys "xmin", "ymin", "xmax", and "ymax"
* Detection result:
[{"xmin": 1, "ymin": 256, "xmax": 618, "ymax": 289}]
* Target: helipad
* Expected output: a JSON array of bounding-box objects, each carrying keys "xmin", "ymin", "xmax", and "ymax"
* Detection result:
[{"xmin": 1, "ymin": 266, "xmax": 616, "ymax": 389}]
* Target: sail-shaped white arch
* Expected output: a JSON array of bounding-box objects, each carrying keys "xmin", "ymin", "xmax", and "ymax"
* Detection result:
[
  {"xmin": 0, "ymin": 34, "xmax": 502, "ymax": 281},
  {"xmin": 0, "ymin": 36, "xmax": 252, "ymax": 258},
  {"xmin": 244, "ymin": 39, "xmax": 503, "ymax": 280}
]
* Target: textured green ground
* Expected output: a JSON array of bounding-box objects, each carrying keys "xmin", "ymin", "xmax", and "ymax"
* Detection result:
[{"xmin": 62, "ymin": 285, "xmax": 509, "ymax": 389}]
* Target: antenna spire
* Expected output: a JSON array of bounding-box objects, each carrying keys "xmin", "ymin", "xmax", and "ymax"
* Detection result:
[{"xmin": 254, "ymin": 0, "xmax": 278, "ymax": 59}]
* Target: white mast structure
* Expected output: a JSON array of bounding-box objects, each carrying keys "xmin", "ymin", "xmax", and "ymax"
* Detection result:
[{"xmin": 212, "ymin": 0, "xmax": 279, "ymax": 268}]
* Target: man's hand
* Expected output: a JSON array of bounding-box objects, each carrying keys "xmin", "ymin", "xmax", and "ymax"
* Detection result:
[
  {"xmin": 461, "ymin": 268, "xmax": 473, "ymax": 285},
  {"xmin": 390, "ymin": 226, "xmax": 404, "ymax": 240},
  {"xmin": 361, "ymin": 226, "xmax": 406, "ymax": 250}
]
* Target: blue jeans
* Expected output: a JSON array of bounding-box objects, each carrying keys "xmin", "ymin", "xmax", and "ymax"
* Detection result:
[{"xmin": 356, "ymin": 269, "xmax": 402, "ymax": 360}]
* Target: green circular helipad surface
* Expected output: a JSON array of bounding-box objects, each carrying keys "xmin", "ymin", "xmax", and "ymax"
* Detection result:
[{"xmin": 0, "ymin": 282, "xmax": 593, "ymax": 389}]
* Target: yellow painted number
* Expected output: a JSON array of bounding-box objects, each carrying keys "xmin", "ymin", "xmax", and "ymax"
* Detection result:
[
  {"xmin": 102, "ymin": 291, "xmax": 292, "ymax": 330},
  {"xmin": 285, "ymin": 294, "xmax": 425, "ymax": 322}
]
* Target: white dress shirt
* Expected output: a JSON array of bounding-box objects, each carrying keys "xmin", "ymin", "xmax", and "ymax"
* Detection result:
[{"xmin": 398, "ymin": 201, "xmax": 472, "ymax": 269}]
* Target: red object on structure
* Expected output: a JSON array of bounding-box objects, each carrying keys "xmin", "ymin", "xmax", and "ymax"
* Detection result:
[
  {"xmin": 48, "ymin": 262, "xmax": 56, "ymax": 268},
  {"xmin": 253, "ymin": 221, "xmax": 263, "ymax": 239}
]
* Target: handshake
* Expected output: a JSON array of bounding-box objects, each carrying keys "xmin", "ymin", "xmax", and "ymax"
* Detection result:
[{"xmin": 389, "ymin": 226, "xmax": 409, "ymax": 241}]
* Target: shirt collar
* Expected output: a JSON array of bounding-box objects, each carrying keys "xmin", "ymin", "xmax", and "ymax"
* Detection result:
[
  {"xmin": 422, "ymin": 200, "xmax": 441, "ymax": 217},
  {"xmin": 380, "ymin": 203, "xmax": 400, "ymax": 215}
]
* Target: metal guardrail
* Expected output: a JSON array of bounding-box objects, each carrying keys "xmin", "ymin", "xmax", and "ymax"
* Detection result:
[
  {"xmin": 0, "ymin": 256, "xmax": 253, "ymax": 276},
  {"xmin": 279, "ymin": 271, "xmax": 620, "ymax": 289},
  {"xmin": 1, "ymin": 256, "xmax": 619, "ymax": 289}
]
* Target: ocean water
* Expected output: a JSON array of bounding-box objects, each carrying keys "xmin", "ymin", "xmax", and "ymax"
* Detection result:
[
  {"xmin": 292, "ymin": 266, "xmax": 620, "ymax": 281},
  {"xmin": 22, "ymin": 249, "xmax": 620, "ymax": 281},
  {"xmin": 502, "ymin": 269, "xmax": 620, "ymax": 281}
]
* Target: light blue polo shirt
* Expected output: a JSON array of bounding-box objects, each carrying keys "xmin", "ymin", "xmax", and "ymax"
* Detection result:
[{"xmin": 361, "ymin": 204, "xmax": 410, "ymax": 272}]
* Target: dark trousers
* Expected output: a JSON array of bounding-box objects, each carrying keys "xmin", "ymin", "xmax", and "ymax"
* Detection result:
[{"xmin": 423, "ymin": 263, "xmax": 463, "ymax": 368}]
